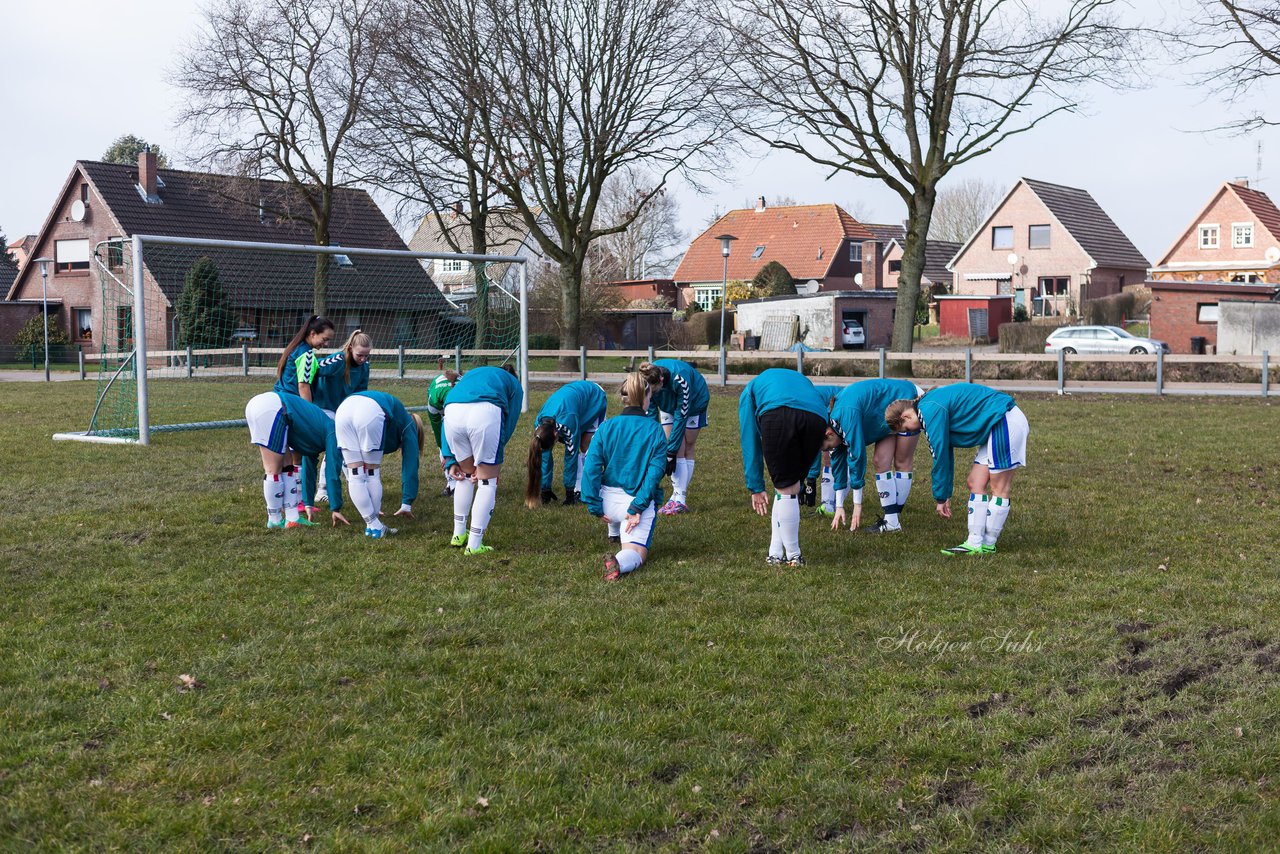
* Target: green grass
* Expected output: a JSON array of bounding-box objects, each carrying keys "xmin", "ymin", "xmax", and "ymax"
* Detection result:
[{"xmin": 3, "ymin": 380, "xmax": 1280, "ymax": 851}]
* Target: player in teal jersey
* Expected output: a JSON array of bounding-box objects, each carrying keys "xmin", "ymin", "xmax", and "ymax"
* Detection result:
[
  {"xmin": 639, "ymin": 359, "xmax": 710, "ymax": 515},
  {"xmin": 426, "ymin": 370, "xmax": 462, "ymax": 497},
  {"xmin": 244, "ymin": 391, "xmax": 343, "ymax": 530},
  {"xmin": 274, "ymin": 315, "xmax": 335, "ymax": 401},
  {"xmin": 311, "ymin": 329, "xmax": 371, "ymax": 505},
  {"xmin": 886, "ymin": 383, "xmax": 1030, "ymax": 556},
  {"xmin": 524, "ymin": 380, "xmax": 608, "ymax": 508},
  {"xmin": 580, "ymin": 371, "xmax": 668, "ymax": 581},
  {"xmin": 333, "ymin": 390, "xmax": 424, "ymax": 538}
]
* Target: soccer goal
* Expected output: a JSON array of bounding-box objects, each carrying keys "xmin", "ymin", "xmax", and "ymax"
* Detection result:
[{"xmin": 53, "ymin": 235, "xmax": 528, "ymax": 445}]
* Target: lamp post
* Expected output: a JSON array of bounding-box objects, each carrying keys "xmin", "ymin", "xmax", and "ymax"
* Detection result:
[
  {"xmin": 34, "ymin": 257, "xmax": 53, "ymax": 381},
  {"xmin": 1006, "ymin": 252, "xmax": 1020, "ymax": 316},
  {"xmin": 715, "ymin": 233, "xmax": 737, "ymax": 355}
]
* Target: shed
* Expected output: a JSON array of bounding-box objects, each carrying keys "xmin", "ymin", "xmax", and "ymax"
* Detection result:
[{"xmin": 936, "ymin": 294, "xmax": 1014, "ymax": 342}]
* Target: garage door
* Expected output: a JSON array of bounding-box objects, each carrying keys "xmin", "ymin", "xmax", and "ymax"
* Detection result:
[{"xmin": 967, "ymin": 308, "xmax": 988, "ymax": 339}]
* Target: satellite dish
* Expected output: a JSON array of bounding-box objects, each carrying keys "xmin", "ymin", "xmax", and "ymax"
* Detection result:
[
  {"xmin": 796, "ymin": 279, "xmax": 820, "ymax": 295},
  {"xmin": 1266, "ymin": 246, "xmax": 1280, "ymax": 264},
  {"xmin": 1006, "ymin": 252, "xmax": 1018, "ymax": 266},
  {"xmin": 70, "ymin": 200, "xmax": 86, "ymax": 222},
  {"xmin": 854, "ymin": 272, "xmax": 864, "ymax": 286}
]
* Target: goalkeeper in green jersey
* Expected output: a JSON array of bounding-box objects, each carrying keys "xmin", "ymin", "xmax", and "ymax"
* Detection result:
[{"xmin": 426, "ymin": 370, "xmax": 461, "ymax": 496}]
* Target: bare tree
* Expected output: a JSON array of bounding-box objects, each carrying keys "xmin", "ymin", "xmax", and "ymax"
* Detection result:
[
  {"xmin": 720, "ymin": 0, "xmax": 1136, "ymax": 354},
  {"xmin": 422, "ymin": 0, "xmax": 730, "ymax": 365},
  {"xmin": 929, "ymin": 177, "xmax": 1004, "ymax": 244},
  {"xmin": 592, "ymin": 168, "xmax": 687, "ymax": 280},
  {"xmin": 1181, "ymin": 1, "xmax": 1280, "ymax": 129},
  {"xmin": 173, "ymin": 0, "xmax": 387, "ymax": 315}
]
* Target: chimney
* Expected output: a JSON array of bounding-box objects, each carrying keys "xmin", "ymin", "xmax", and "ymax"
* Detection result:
[
  {"xmin": 138, "ymin": 146, "xmax": 157, "ymax": 199},
  {"xmin": 756, "ymin": 195, "xmax": 767, "ymax": 212},
  {"xmin": 861, "ymin": 239, "xmax": 882, "ymax": 290},
  {"xmin": 1231, "ymin": 177, "xmax": 1250, "ymax": 188}
]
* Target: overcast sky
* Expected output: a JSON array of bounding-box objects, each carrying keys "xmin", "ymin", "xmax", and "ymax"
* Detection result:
[{"xmin": 2, "ymin": 0, "xmax": 1277, "ymax": 264}]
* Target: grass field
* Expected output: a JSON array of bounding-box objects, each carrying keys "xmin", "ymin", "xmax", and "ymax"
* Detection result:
[{"xmin": 3, "ymin": 379, "xmax": 1279, "ymax": 851}]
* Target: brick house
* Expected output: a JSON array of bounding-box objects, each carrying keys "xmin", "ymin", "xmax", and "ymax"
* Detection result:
[
  {"xmin": 6, "ymin": 151, "xmax": 449, "ymax": 354},
  {"xmin": 408, "ymin": 205, "xmax": 549, "ymax": 300},
  {"xmin": 1149, "ymin": 281, "xmax": 1276, "ymax": 354},
  {"xmin": 673, "ymin": 199, "xmax": 874, "ymax": 308},
  {"xmin": 878, "ymin": 237, "xmax": 962, "ymax": 293},
  {"xmin": 605, "ymin": 278, "xmax": 680, "ymax": 307},
  {"xmin": 947, "ymin": 178, "xmax": 1149, "ymax": 314}
]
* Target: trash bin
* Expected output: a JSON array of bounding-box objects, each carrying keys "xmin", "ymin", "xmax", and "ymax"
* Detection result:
[
  {"xmin": 1190, "ymin": 336, "xmax": 1206, "ymax": 355},
  {"xmin": 744, "ymin": 335, "xmax": 761, "ymax": 351}
]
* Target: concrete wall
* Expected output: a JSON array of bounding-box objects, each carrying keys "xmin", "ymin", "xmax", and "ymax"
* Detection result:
[
  {"xmin": 1149, "ymin": 282, "xmax": 1276, "ymax": 353},
  {"xmin": 1217, "ymin": 300, "xmax": 1280, "ymax": 355},
  {"xmin": 736, "ymin": 295, "xmax": 837, "ymax": 350}
]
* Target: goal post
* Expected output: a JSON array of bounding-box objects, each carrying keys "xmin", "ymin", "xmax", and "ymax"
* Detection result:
[{"xmin": 54, "ymin": 234, "xmax": 529, "ymax": 445}]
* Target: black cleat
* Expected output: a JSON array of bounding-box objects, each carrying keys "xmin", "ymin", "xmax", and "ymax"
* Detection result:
[
  {"xmin": 540, "ymin": 489, "xmax": 558, "ymax": 505},
  {"xmin": 562, "ymin": 491, "xmax": 580, "ymax": 506},
  {"xmin": 608, "ymin": 534, "xmax": 621, "ymax": 544},
  {"xmin": 863, "ymin": 517, "xmax": 902, "ymax": 534}
]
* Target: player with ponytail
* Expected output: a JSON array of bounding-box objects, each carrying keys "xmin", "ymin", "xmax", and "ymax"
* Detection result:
[
  {"xmin": 310, "ymin": 329, "xmax": 372, "ymax": 504},
  {"xmin": 580, "ymin": 371, "xmax": 668, "ymax": 581},
  {"xmin": 274, "ymin": 315, "xmax": 336, "ymax": 401},
  {"xmin": 523, "ymin": 380, "xmax": 608, "ymax": 509},
  {"xmin": 638, "ymin": 359, "xmax": 709, "ymax": 515}
]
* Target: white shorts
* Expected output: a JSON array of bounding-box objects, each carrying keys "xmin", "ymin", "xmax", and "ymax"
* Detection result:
[
  {"xmin": 245, "ymin": 392, "xmax": 288, "ymax": 454},
  {"xmin": 659, "ymin": 410, "xmax": 708, "ymax": 429},
  {"xmin": 444, "ymin": 401, "xmax": 503, "ymax": 466},
  {"xmin": 974, "ymin": 405, "xmax": 1029, "ymax": 473},
  {"xmin": 601, "ymin": 485, "xmax": 656, "ymax": 548},
  {"xmin": 336, "ymin": 395, "xmax": 386, "ymax": 466}
]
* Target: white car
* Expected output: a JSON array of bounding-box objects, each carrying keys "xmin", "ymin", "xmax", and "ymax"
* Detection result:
[
  {"xmin": 1044, "ymin": 325, "xmax": 1168, "ymax": 355},
  {"xmin": 841, "ymin": 319, "xmax": 866, "ymax": 349}
]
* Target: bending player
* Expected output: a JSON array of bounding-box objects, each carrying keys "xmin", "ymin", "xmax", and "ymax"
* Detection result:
[
  {"xmin": 885, "ymin": 383, "xmax": 1029, "ymax": 556},
  {"xmin": 333, "ymin": 390, "xmax": 424, "ymax": 538},
  {"xmin": 441, "ymin": 365, "xmax": 523, "ymax": 555},
  {"xmin": 805, "ymin": 383, "xmax": 842, "ymax": 514},
  {"xmin": 244, "ymin": 390, "xmax": 343, "ymax": 529},
  {"xmin": 826, "ymin": 378, "xmax": 923, "ymax": 533},
  {"xmin": 639, "ymin": 359, "xmax": 709, "ymax": 515},
  {"xmin": 311, "ymin": 329, "xmax": 372, "ymax": 504},
  {"xmin": 524, "ymin": 380, "xmax": 608, "ymax": 508},
  {"xmin": 580, "ymin": 371, "xmax": 668, "ymax": 581},
  {"xmin": 738, "ymin": 368, "xmax": 839, "ymax": 567}
]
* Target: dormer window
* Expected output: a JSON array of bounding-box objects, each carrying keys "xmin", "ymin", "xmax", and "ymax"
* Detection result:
[
  {"xmin": 1232, "ymin": 223, "xmax": 1254, "ymax": 248},
  {"xmin": 1199, "ymin": 224, "xmax": 1220, "ymax": 249},
  {"xmin": 751, "ymin": 245, "xmax": 765, "ymax": 259}
]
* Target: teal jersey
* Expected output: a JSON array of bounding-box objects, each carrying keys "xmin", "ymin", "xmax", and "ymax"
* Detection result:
[
  {"xmin": 737, "ymin": 368, "xmax": 830, "ymax": 494},
  {"xmin": 827, "ymin": 379, "xmax": 920, "ymax": 492},
  {"xmin": 917, "ymin": 383, "xmax": 1016, "ymax": 501},
  {"xmin": 536, "ymin": 381, "xmax": 608, "ymax": 493},
  {"xmin": 580, "ymin": 407, "xmax": 668, "ymax": 517},
  {"xmin": 440, "ymin": 367, "xmax": 523, "ymax": 466},
  {"xmin": 312, "ymin": 352, "xmax": 369, "ymax": 413},
  {"xmin": 278, "ymin": 393, "xmax": 344, "ymax": 512},
  {"xmin": 647, "ymin": 359, "xmax": 710, "ymax": 457},
  {"xmin": 426, "ymin": 374, "xmax": 456, "ymax": 448},
  {"xmin": 813, "ymin": 384, "xmax": 842, "ymax": 410},
  {"xmin": 353, "ymin": 390, "xmax": 421, "ymax": 506},
  {"xmin": 274, "ymin": 343, "xmax": 320, "ymax": 396}
]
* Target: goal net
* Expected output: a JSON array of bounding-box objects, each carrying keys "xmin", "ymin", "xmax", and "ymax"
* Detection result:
[{"xmin": 56, "ymin": 235, "xmax": 527, "ymax": 444}]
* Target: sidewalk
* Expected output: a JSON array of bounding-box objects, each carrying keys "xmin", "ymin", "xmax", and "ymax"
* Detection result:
[{"xmin": 0, "ymin": 371, "xmax": 83, "ymax": 382}]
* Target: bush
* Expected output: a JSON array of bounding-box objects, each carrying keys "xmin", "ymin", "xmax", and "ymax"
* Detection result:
[
  {"xmin": 1013, "ymin": 304, "xmax": 1029, "ymax": 323},
  {"xmin": 697, "ymin": 309, "xmax": 733, "ymax": 346},
  {"xmin": 528, "ymin": 333, "xmax": 559, "ymax": 350},
  {"xmin": 13, "ymin": 314, "xmax": 69, "ymax": 348},
  {"xmin": 1083, "ymin": 287, "xmax": 1151, "ymax": 327},
  {"xmin": 752, "ymin": 261, "xmax": 795, "ymax": 297},
  {"xmin": 683, "ymin": 302, "xmax": 702, "ymax": 321},
  {"xmin": 997, "ymin": 319, "xmax": 1067, "ymax": 353}
]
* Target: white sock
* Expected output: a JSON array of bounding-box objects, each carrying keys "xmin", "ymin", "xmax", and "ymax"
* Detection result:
[
  {"xmin": 575, "ymin": 455, "xmax": 585, "ymax": 495},
  {"xmin": 282, "ymin": 466, "xmax": 300, "ymax": 523},
  {"xmin": 874, "ymin": 472, "xmax": 897, "ymax": 527},
  {"xmin": 670, "ymin": 459, "xmax": 691, "ymax": 504},
  {"xmin": 768, "ymin": 500, "xmax": 785, "ymax": 559},
  {"xmin": 347, "ymin": 466, "xmax": 378, "ymax": 526},
  {"xmin": 468, "ymin": 478, "xmax": 498, "ymax": 549},
  {"xmin": 820, "ymin": 465, "xmax": 835, "ymax": 510},
  {"xmin": 967, "ymin": 493, "xmax": 989, "ymax": 547},
  {"xmin": 440, "ymin": 455, "xmax": 453, "ymax": 491},
  {"xmin": 616, "ymin": 549, "xmax": 643, "ymax": 574},
  {"xmin": 452, "ymin": 478, "xmax": 475, "ymax": 536},
  {"xmin": 608, "ymin": 518, "xmax": 621, "ymax": 538},
  {"xmin": 263, "ymin": 473, "xmax": 285, "ymax": 522},
  {"xmin": 366, "ymin": 467, "xmax": 383, "ymax": 518},
  {"xmin": 895, "ymin": 471, "xmax": 912, "ymax": 510},
  {"xmin": 775, "ymin": 493, "xmax": 801, "ymax": 559},
  {"xmin": 316, "ymin": 455, "xmax": 328, "ymax": 498},
  {"xmin": 984, "ymin": 497, "xmax": 1010, "ymax": 546}
]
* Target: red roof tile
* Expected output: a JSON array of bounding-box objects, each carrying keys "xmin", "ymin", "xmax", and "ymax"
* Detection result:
[
  {"xmin": 1231, "ymin": 183, "xmax": 1280, "ymax": 246},
  {"xmin": 673, "ymin": 204, "xmax": 874, "ymax": 283}
]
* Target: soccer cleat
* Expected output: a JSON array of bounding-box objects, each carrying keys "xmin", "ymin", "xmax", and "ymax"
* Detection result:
[
  {"xmin": 449, "ymin": 533, "xmax": 467, "ymax": 548},
  {"xmin": 658, "ymin": 500, "xmax": 687, "ymax": 516},
  {"xmin": 540, "ymin": 489, "xmax": 558, "ymax": 505},
  {"xmin": 981, "ymin": 544, "xmax": 997, "ymax": 554},
  {"xmin": 766, "ymin": 554, "xmax": 785, "ymax": 567},
  {"xmin": 604, "ymin": 553, "xmax": 622, "ymax": 581},
  {"xmin": 464, "ymin": 544, "xmax": 495, "ymax": 556},
  {"xmin": 315, "ymin": 490, "xmax": 329, "ymax": 505},
  {"xmin": 863, "ymin": 517, "xmax": 902, "ymax": 534},
  {"xmin": 285, "ymin": 518, "xmax": 317, "ymax": 529},
  {"xmin": 266, "ymin": 518, "xmax": 286, "ymax": 530},
  {"xmin": 940, "ymin": 542, "xmax": 985, "ymax": 557},
  {"xmin": 438, "ymin": 486, "xmax": 454, "ymax": 498},
  {"xmin": 815, "ymin": 505, "xmax": 836, "ymax": 517},
  {"xmin": 608, "ymin": 534, "xmax": 621, "ymax": 544},
  {"xmin": 786, "ymin": 554, "xmax": 806, "ymax": 568},
  {"xmin": 365, "ymin": 526, "xmax": 398, "ymax": 539},
  {"xmin": 562, "ymin": 491, "xmax": 580, "ymax": 506}
]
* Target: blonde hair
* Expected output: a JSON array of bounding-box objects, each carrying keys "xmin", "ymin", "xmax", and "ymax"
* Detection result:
[
  {"xmin": 343, "ymin": 329, "xmax": 372, "ymax": 384},
  {"xmin": 884, "ymin": 398, "xmax": 920, "ymax": 433},
  {"xmin": 410, "ymin": 412, "xmax": 425, "ymax": 454},
  {"xmin": 620, "ymin": 371, "xmax": 651, "ymax": 408}
]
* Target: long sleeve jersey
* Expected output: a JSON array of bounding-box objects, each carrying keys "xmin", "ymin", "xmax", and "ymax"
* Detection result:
[
  {"xmin": 278, "ymin": 393, "xmax": 344, "ymax": 511},
  {"xmin": 312, "ymin": 352, "xmax": 369, "ymax": 413},
  {"xmin": 537, "ymin": 381, "xmax": 608, "ymax": 493},
  {"xmin": 737, "ymin": 368, "xmax": 830, "ymax": 495},
  {"xmin": 647, "ymin": 359, "xmax": 710, "ymax": 457},
  {"xmin": 827, "ymin": 379, "xmax": 921, "ymax": 493},
  {"xmin": 352, "ymin": 390, "xmax": 421, "ymax": 506},
  {"xmin": 917, "ymin": 383, "xmax": 1017, "ymax": 501},
  {"xmin": 426, "ymin": 374, "xmax": 456, "ymax": 449},
  {"xmin": 580, "ymin": 407, "xmax": 668, "ymax": 517},
  {"xmin": 274, "ymin": 343, "xmax": 320, "ymax": 396},
  {"xmin": 440, "ymin": 367, "xmax": 523, "ymax": 466}
]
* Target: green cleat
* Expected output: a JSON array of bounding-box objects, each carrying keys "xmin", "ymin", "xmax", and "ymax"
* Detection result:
[
  {"xmin": 815, "ymin": 505, "xmax": 836, "ymax": 517},
  {"xmin": 981, "ymin": 544, "xmax": 997, "ymax": 554},
  {"xmin": 464, "ymin": 544, "xmax": 495, "ymax": 556},
  {"xmin": 266, "ymin": 519, "xmax": 286, "ymax": 530},
  {"xmin": 286, "ymin": 518, "xmax": 317, "ymax": 529},
  {"xmin": 449, "ymin": 533, "xmax": 467, "ymax": 548},
  {"xmin": 940, "ymin": 542, "xmax": 985, "ymax": 557}
]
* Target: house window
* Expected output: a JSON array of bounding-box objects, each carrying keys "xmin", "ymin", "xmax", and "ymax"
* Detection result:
[
  {"xmin": 55, "ymin": 238, "xmax": 91, "ymax": 272},
  {"xmin": 333, "ymin": 253, "xmax": 353, "ymax": 268},
  {"xmin": 1038, "ymin": 276, "xmax": 1069, "ymax": 295},
  {"xmin": 107, "ymin": 237, "xmax": 124, "ymax": 269},
  {"xmin": 888, "ymin": 259, "xmax": 902, "ymax": 273},
  {"xmin": 73, "ymin": 307, "xmax": 93, "ymax": 341},
  {"xmin": 1028, "ymin": 224, "xmax": 1051, "ymax": 249},
  {"xmin": 751, "ymin": 245, "xmax": 766, "ymax": 259},
  {"xmin": 991, "ymin": 226, "xmax": 1013, "ymax": 250},
  {"xmin": 1232, "ymin": 222, "xmax": 1254, "ymax": 248},
  {"xmin": 849, "ymin": 242, "xmax": 863, "ymax": 262},
  {"xmin": 1199, "ymin": 224, "xmax": 1220, "ymax": 249},
  {"xmin": 1197, "ymin": 303, "xmax": 1220, "ymax": 323},
  {"xmin": 693, "ymin": 286, "xmax": 722, "ymax": 310},
  {"xmin": 1230, "ymin": 273, "xmax": 1262, "ymax": 283},
  {"xmin": 80, "ymin": 183, "xmax": 89, "ymax": 204},
  {"xmin": 436, "ymin": 258, "xmax": 466, "ymax": 275}
]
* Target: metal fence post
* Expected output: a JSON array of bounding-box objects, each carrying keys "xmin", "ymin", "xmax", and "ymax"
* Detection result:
[
  {"xmin": 647, "ymin": 345, "xmax": 655, "ymax": 363},
  {"xmin": 719, "ymin": 345, "xmax": 727, "ymax": 387},
  {"xmin": 1155, "ymin": 348, "xmax": 1164, "ymax": 396},
  {"xmin": 398, "ymin": 344, "xmax": 405, "ymax": 379},
  {"xmin": 796, "ymin": 349, "xmax": 804, "ymax": 373},
  {"xmin": 1263, "ymin": 350, "xmax": 1270, "ymax": 398},
  {"xmin": 242, "ymin": 343, "xmax": 249, "ymax": 377},
  {"xmin": 580, "ymin": 345, "xmax": 588, "ymax": 381},
  {"xmin": 78, "ymin": 346, "xmax": 85, "ymax": 381},
  {"xmin": 186, "ymin": 345, "xmax": 193, "ymax": 379},
  {"xmin": 1057, "ymin": 348, "xmax": 1065, "ymax": 394},
  {"xmin": 965, "ymin": 348, "xmax": 973, "ymax": 383},
  {"xmin": 454, "ymin": 345, "xmax": 462, "ymax": 373},
  {"xmin": 878, "ymin": 347, "xmax": 886, "ymax": 378}
]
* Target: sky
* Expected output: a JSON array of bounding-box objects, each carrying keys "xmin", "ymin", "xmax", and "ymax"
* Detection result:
[{"xmin": 2, "ymin": 0, "xmax": 1278, "ymax": 265}]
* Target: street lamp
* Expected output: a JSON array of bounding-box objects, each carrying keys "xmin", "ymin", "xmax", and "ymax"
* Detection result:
[
  {"xmin": 1006, "ymin": 252, "xmax": 1021, "ymax": 316},
  {"xmin": 715, "ymin": 233, "xmax": 737, "ymax": 359},
  {"xmin": 34, "ymin": 257, "xmax": 53, "ymax": 381}
]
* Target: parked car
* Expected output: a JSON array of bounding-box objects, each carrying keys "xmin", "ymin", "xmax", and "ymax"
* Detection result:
[
  {"xmin": 841, "ymin": 319, "xmax": 866, "ymax": 349},
  {"xmin": 1044, "ymin": 325, "xmax": 1168, "ymax": 355}
]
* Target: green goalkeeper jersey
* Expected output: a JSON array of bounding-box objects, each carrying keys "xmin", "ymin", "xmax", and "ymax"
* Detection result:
[{"xmin": 426, "ymin": 373, "xmax": 455, "ymax": 448}]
